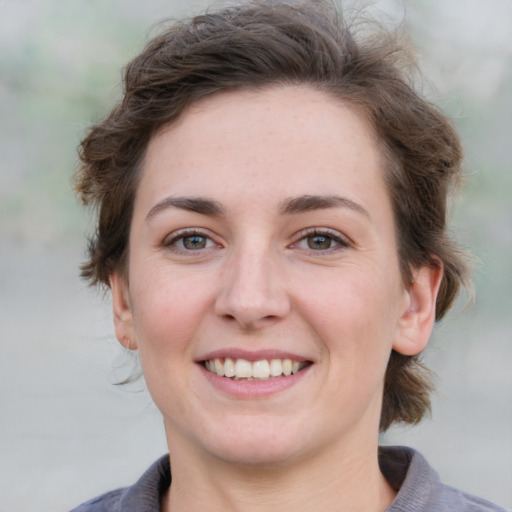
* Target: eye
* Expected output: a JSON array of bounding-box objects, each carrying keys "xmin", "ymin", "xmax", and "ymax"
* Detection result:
[
  {"xmin": 180, "ymin": 234, "xmax": 211, "ymax": 250},
  {"xmin": 294, "ymin": 229, "xmax": 349, "ymax": 252},
  {"xmin": 164, "ymin": 230, "xmax": 217, "ymax": 252},
  {"xmin": 306, "ymin": 234, "xmax": 335, "ymax": 250}
]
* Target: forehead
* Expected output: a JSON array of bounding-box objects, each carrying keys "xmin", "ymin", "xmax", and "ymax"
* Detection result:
[{"xmin": 138, "ymin": 85, "xmax": 389, "ymax": 216}]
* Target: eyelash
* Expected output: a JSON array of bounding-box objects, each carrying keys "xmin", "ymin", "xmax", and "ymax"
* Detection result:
[
  {"xmin": 163, "ymin": 229, "xmax": 219, "ymax": 254},
  {"xmin": 292, "ymin": 228, "xmax": 350, "ymax": 252},
  {"xmin": 163, "ymin": 227, "xmax": 350, "ymax": 255}
]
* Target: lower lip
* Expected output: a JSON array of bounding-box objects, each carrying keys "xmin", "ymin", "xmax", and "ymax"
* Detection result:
[{"xmin": 199, "ymin": 364, "xmax": 311, "ymax": 398}]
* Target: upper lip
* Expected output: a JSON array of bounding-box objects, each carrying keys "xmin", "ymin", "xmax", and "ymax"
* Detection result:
[{"xmin": 196, "ymin": 349, "xmax": 311, "ymax": 363}]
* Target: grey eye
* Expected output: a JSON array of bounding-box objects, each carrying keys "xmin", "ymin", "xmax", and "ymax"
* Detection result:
[
  {"xmin": 307, "ymin": 235, "xmax": 333, "ymax": 250},
  {"xmin": 181, "ymin": 235, "xmax": 209, "ymax": 250}
]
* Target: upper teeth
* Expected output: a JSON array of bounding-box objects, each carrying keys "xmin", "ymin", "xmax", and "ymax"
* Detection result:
[{"xmin": 204, "ymin": 358, "xmax": 306, "ymax": 380}]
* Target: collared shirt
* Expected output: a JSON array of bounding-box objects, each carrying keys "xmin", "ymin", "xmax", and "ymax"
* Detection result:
[{"xmin": 70, "ymin": 446, "xmax": 508, "ymax": 511}]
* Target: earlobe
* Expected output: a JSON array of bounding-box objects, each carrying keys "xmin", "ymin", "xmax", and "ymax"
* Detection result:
[
  {"xmin": 110, "ymin": 272, "xmax": 138, "ymax": 350},
  {"xmin": 393, "ymin": 263, "xmax": 443, "ymax": 356}
]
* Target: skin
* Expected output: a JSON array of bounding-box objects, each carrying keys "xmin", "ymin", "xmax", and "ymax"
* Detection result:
[{"xmin": 111, "ymin": 86, "xmax": 442, "ymax": 512}]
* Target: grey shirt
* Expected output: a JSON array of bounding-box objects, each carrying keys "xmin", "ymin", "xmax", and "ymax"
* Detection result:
[{"xmin": 70, "ymin": 446, "xmax": 507, "ymax": 511}]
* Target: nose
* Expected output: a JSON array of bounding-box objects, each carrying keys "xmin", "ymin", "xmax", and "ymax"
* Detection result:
[{"xmin": 214, "ymin": 245, "xmax": 291, "ymax": 330}]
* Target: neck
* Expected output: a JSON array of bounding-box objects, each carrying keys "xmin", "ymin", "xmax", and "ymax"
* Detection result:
[{"xmin": 162, "ymin": 430, "xmax": 396, "ymax": 512}]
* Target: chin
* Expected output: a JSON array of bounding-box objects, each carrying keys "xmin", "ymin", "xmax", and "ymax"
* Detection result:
[
  {"xmin": 201, "ymin": 416, "xmax": 316, "ymax": 467},
  {"xmin": 211, "ymin": 439, "xmax": 300, "ymax": 467}
]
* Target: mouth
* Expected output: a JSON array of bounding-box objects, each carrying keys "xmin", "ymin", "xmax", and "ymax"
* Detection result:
[{"xmin": 202, "ymin": 357, "xmax": 311, "ymax": 381}]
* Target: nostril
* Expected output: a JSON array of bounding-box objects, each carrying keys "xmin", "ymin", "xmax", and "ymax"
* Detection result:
[
  {"xmin": 221, "ymin": 312, "xmax": 279, "ymax": 330},
  {"xmin": 215, "ymin": 290, "xmax": 290, "ymax": 328}
]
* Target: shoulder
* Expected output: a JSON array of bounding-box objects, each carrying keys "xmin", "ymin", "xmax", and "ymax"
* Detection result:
[
  {"xmin": 69, "ymin": 489, "xmax": 124, "ymax": 512},
  {"xmin": 68, "ymin": 455, "xmax": 171, "ymax": 512},
  {"xmin": 380, "ymin": 446, "xmax": 508, "ymax": 512},
  {"xmin": 438, "ymin": 484, "xmax": 510, "ymax": 512}
]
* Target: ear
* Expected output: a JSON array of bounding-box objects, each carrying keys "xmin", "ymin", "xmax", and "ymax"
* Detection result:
[
  {"xmin": 393, "ymin": 263, "xmax": 443, "ymax": 356},
  {"xmin": 110, "ymin": 272, "xmax": 138, "ymax": 350}
]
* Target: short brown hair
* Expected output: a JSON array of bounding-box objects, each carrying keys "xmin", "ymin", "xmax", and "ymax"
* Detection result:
[{"xmin": 75, "ymin": 0, "xmax": 470, "ymax": 431}]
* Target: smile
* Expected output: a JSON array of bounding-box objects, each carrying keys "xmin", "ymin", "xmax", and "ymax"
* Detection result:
[{"xmin": 203, "ymin": 357, "xmax": 310, "ymax": 380}]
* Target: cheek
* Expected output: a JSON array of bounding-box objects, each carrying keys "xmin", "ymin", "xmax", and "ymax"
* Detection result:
[
  {"xmin": 128, "ymin": 271, "xmax": 212, "ymax": 415},
  {"xmin": 295, "ymin": 265, "xmax": 402, "ymax": 365},
  {"xmin": 129, "ymin": 266, "xmax": 213, "ymax": 359}
]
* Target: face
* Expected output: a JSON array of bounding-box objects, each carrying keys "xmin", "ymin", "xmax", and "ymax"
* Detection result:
[{"xmin": 112, "ymin": 86, "xmax": 438, "ymax": 468}]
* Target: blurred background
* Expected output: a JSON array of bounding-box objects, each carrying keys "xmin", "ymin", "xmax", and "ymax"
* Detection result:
[{"xmin": 1, "ymin": 0, "xmax": 511, "ymax": 510}]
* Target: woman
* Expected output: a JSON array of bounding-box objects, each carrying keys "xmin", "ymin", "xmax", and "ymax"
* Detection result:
[{"xmin": 71, "ymin": 1, "xmax": 506, "ymax": 510}]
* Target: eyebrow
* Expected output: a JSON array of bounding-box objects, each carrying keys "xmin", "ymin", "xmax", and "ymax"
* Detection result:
[
  {"xmin": 146, "ymin": 196, "xmax": 225, "ymax": 220},
  {"xmin": 279, "ymin": 194, "xmax": 369, "ymax": 217},
  {"xmin": 146, "ymin": 194, "xmax": 369, "ymax": 221}
]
